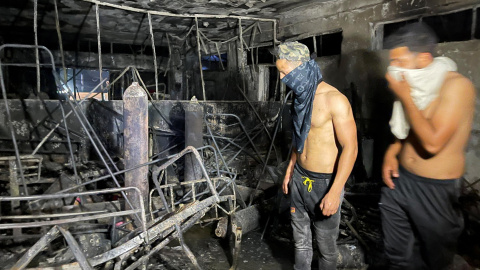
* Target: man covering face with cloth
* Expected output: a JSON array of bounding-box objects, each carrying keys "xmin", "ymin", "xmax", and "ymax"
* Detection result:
[
  {"xmin": 380, "ymin": 22, "xmax": 475, "ymax": 269},
  {"xmin": 274, "ymin": 41, "xmax": 357, "ymax": 270}
]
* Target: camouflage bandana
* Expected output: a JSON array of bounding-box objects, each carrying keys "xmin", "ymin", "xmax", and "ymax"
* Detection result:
[
  {"xmin": 281, "ymin": 59, "xmax": 323, "ymax": 154},
  {"xmin": 272, "ymin": 41, "xmax": 310, "ymax": 62}
]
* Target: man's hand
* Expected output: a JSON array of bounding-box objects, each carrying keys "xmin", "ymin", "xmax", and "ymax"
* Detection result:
[
  {"xmin": 282, "ymin": 173, "xmax": 292, "ymax": 194},
  {"xmin": 320, "ymin": 191, "xmax": 341, "ymax": 216},
  {"xmin": 386, "ymin": 73, "xmax": 412, "ymax": 102},
  {"xmin": 382, "ymin": 154, "xmax": 399, "ymax": 189}
]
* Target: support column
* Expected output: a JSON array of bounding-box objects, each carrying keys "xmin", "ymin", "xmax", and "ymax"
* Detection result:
[
  {"xmin": 123, "ymin": 82, "xmax": 149, "ymax": 221},
  {"xmin": 169, "ymin": 47, "xmax": 184, "ymax": 100},
  {"xmin": 251, "ymin": 64, "xmax": 269, "ymax": 101},
  {"xmin": 183, "ymin": 97, "xmax": 203, "ymax": 185}
]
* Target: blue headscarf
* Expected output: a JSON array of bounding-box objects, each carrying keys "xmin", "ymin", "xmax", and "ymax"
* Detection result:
[{"xmin": 281, "ymin": 59, "xmax": 323, "ymax": 153}]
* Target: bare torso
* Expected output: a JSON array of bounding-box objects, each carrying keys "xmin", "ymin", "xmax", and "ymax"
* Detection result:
[
  {"xmin": 399, "ymin": 72, "xmax": 475, "ymax": 179},
  {"xmin": 297, "ymin": 82, "xmax": 341, "ymax": 173}
]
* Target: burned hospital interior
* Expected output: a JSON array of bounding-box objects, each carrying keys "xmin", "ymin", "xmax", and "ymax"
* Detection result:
[{"xmin": 0, "ymin": 0, "xmax": 480, "ymax": 269}]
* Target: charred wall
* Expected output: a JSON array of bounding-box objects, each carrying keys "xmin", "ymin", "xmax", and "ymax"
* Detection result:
[
  {"xmin": 87, "ymin": 100, "xmax": 289, "ymax": 157},
  {"xmin": 0, "ymin": 99, "xmax": 88, "ymax": 162},
  {"xmin": 0, "ymin": 99, "xmax": 290, "ymax": 166},
  {"xmin": 278, "ymin": 0, "xmax": 480, "ymax": 185}
]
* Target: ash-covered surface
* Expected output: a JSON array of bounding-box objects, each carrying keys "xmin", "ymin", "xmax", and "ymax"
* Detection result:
[
  {"xmin": 147, "ymin": 225, "xmax": 293, "ymax": 270},
  {"xmin": 143, "ymin": 186, "xmax": 387, "ymax": 270},
  {"xmin": 1, "ymin": 184, "xmax": 478, "ymax": 270}
]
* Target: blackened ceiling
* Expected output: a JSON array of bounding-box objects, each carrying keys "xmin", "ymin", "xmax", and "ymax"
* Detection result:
[{"xmin": 0, "ymin": 0, "xmax": 334, "ymax": 53}]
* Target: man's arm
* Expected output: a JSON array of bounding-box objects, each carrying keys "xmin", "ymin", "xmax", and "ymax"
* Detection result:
[
  {"xmin": 386, "ymin": 74, "xmax": 475, "ymax": 154},
  {"xmin": 282, "ymin": 148, "xmax": 297, "ymax": 194},
  {"xmin": 382, "ymin": 139, "xmax": 402, "ymax": 189},
  {"xmin": 321, "ymin": 93, "xmax": 358, "ymax": 216}
]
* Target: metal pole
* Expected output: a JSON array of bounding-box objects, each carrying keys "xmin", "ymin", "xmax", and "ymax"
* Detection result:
[
  {"xmin": 18, "ymin": 195, "xmax": 230, "ymax": 269},
  {"xmin": 238, "ymin": 19, "xmax": 246, "ymax": 93},
  {"xmin": 80, "ymin": 0, "xmax": 277, "ymax": 23},
  {"xmin": 50, "ymin": 145, "xmax": 219, "ymax": 198},
  {"xmin": 57, "ymin": 226, "xmax": 94, "ymax": 270},
  {"xmin": 234, "ymin": 84, "xmax": 279, "ymax": 163},
  {"xmin": 184, "ymin": 98, "xmax": 204, "ymax": 184},
  {"xmin": 69, "ymin": 96, "xmax": 121, "ymax": 171},
  {"xmin": 55, "ymin": 74, "xmax": 142, "ymax": 223},
  {"xmin": 273, "ymin": 20, "xmax": 278, "ymax": 45},
  {"xmin": 0, "ymin": 51, "xmax": 30, "ymax": 199},
  {"xmin": 11, "ymin": 226, "xmax": 61, "ymax": 270},
  {"xmin": 215, "ymin": 42, "xmax": 225, "ymax": 71},
  {"xmin": 147, "ymin": 13, "xmax": 159, "ymax": 100},
  {"xmin": 152, "ymin": 170, "xmax": 203, "ymax": 270},
  {"xmin": 195, "ymin": 16, "xmax": 206, "ymax": 100},
  {"xmin": 260, "ymin": 90, "xmax": 294, "ymax": 177},
  {"xmin": 95, "ymin": 3, "xmax": 104, "ymax": 101},
  {"xmin": 0, "ymin": 45, "xmax": 125, "ymax": 211},
  {"xmin": 59, "ymin": 103, "xmax": 79, "ymax": 184},
  {"xmin": 230, "ymin": 227, "xmax": 243, "ymax": 270},
  {"xmin": 73, "ymin": 67, "xmax": 77, "ymax": 100},
  {"xmin": 202, "ymin": 119, "xmax": 247, "ymax": 209},
  {"xmin": 204, "ymin": 118, "xmax": 231, "ymax": 172},
  {"xmin": 164, "ymin": 33, "xmax": 172, "ymax": 78},
  {"xmin": 219, "ymin": 121, "xmax": 263, "ymax": 153},
  {"xmin": 206, "ymin": 113, "xmax": 265, "ymax": 165},
  {"xmin": 34, "ymin": 0, "xmax": 40, "ymax": 95},
  {"xmin": 132, "ymin": 67, "xmax": 177, "ymax": 129},
  {"xmin": 0, "ymin": 187, "xmax": 146, "ymax": 231},
  {"xmin": 124, "ymin": 207, "xmax": 211, "ymax": 270},
  {"xmin": 53, "ymin": 0, "xmax": 67, "ymax": 83},
  {"xmin": 31, "ymin": 78, "xmax": 106, "ymax": 155},
  {"xmin": 109, "ymin": 42, "xmax": 113, "ymax": 100},
  {"xmin": 226, "ymin": 127, "xmax": 264, "ymax": 165},
  {"xmin": 249, "ymin": 91, "xmax": 293, "ymax": 206},
  {"xmin": 123, "ymin": 82, "xmax": 149, "ymax": 224}
]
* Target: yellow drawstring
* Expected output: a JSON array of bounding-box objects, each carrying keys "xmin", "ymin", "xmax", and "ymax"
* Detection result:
[{"xmin": 302, "ymin": 176, "xmax": 315, "ymax": 192}]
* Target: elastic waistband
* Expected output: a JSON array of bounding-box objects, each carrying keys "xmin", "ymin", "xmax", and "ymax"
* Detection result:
[
  {"xmin": 399, "ymin": 166, "xmax": 460, "ymax": 185},
  {"xmin": 295, "ymin": 163, "xmax": 332, "ymax": 180}
]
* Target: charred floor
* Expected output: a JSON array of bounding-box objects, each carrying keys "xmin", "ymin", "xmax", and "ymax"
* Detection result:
[{"xmin": 1, "ymin": 0, "xmax": 480, "ymax": 270}]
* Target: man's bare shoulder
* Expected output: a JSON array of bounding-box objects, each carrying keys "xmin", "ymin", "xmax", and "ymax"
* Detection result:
[
  {"xmin": 324, "ymin": 87, "xmax": 349, "ymax": 105},
  {"xmin": 315, "ymin": 82, "xmax": 352, "ymax": 115},
  {"xmin": 441, "ymin": 71, "xmax": 476, "ymax": 99},
  {"xmin": 323, "ymin": 89, "xmax": 352, "ymax": 116},
  {"xmin": 317, "ymin": 82, "xmax": 344, "ymax": 100}
]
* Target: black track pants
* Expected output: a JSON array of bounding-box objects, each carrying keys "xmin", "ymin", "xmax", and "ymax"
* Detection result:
[
  {"xmin": 290, "ymin": 164, "xmax": 343, "ymax": 270},
  {"xmin": 379, "ymin": 166, "xmax": 464, "ymax": 270}
]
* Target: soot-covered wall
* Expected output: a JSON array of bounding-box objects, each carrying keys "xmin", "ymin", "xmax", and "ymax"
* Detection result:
[{"xmin": 277, "ymin": 0, "xmax": 480, "ymax": 186}]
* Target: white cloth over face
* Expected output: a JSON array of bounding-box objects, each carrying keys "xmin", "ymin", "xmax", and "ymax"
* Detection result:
[{"xmin": 388, "ymin": 57, "xmax": 457, "ymax": 139}]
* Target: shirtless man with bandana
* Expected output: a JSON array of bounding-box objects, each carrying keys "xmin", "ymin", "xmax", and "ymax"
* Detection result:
[{"xmin": 274, "ymin": 42, "xmax": 357, "ymax": 270}]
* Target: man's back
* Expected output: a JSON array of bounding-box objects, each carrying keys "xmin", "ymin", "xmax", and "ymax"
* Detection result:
[
  {"xmin": 399, "ymin": 71, "xmax": 476, "ymax": 179},
  {"xmin": 297, "ymin": 82, "xmax": 353, "ymax": 174}
]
